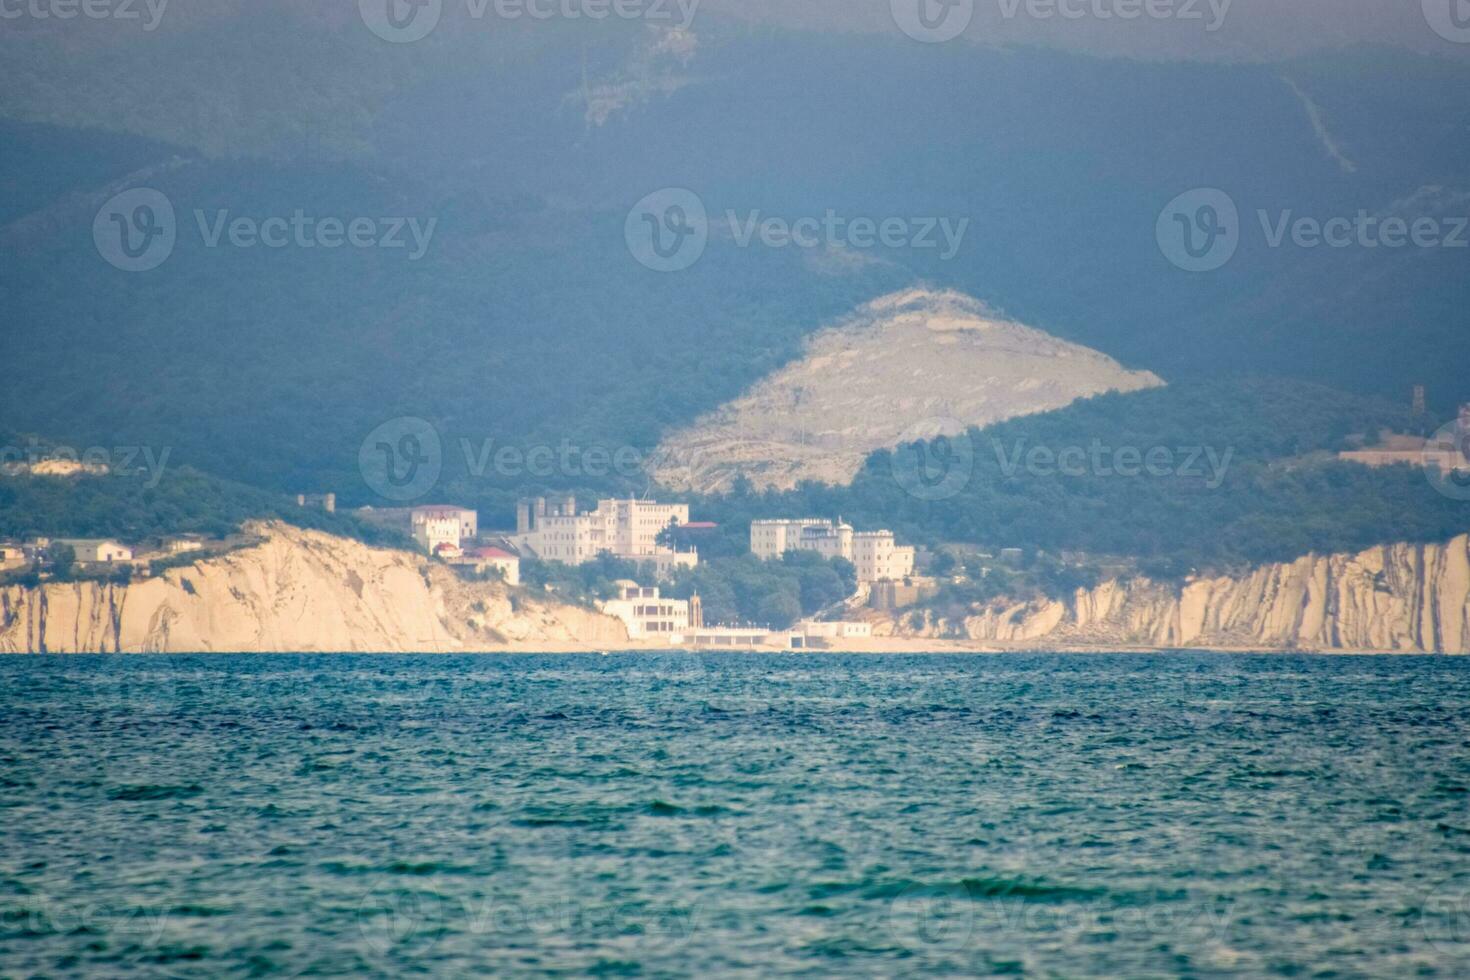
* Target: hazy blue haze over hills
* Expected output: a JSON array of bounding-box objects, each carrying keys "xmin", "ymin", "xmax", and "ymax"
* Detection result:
[{"xmin": 0, "ymin": 11, "xmax": 1466, "ymax": 561}]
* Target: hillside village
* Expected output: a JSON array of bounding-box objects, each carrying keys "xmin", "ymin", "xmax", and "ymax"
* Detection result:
[{"xmin": 345, "ymin": 495, "xmax": 922, "ymax": 649}]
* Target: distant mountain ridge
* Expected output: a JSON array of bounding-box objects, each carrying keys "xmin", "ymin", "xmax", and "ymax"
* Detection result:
[{"xmin": 0, "ymin": 20, "xmax": 1466, "ymax": 515}]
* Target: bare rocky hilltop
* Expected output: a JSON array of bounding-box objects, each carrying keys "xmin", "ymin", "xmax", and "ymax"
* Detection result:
[{"xmin": 651, "ymin": 288, "xmax": 1164, "ymax": 493}]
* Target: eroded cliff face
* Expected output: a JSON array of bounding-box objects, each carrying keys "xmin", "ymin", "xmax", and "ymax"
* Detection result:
[
  {"xmin": 879, "ymin": 536, "xmax": 1470, "ymax": 654},
  {"xmin": 0, "ymin": 523, "xmax": 629, "ymax": 654},
  {"xmin": 8, "ymin": 525, "xmax": 1468, "ymax": 655}
]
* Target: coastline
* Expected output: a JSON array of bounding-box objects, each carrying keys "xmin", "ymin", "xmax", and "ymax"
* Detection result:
[{"xmin": 6, "ymin": 523, "xmax": 1469, "ymax": 656}]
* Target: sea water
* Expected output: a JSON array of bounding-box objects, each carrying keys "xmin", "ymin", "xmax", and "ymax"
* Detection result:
[{"xmin": 2, "ymin": 653, "xmax": 1469, "ymax": 977}]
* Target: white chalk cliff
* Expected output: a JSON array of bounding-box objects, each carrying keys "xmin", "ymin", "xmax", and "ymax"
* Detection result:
[
  {"xmin": 0, "ymin": 523, "xmax": 628, "ymax": 654},
  {"xmin": 5, "ymin": 525, "xmax": 1468, "ymax": 654},
  {"xmin": 881, "ymin": 536, "xmax": 1470, "ymax": 654}
]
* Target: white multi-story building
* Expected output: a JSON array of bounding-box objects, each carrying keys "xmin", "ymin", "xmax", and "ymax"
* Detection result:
[
  {"xmin": 413, "ymin": 506, "xmax": 477, "ymax": 542},
  {"xmin": 750, "ymin": 519, "xmax": 915, "ymax": 585},
  {"xmin": 412, "ymin": 506, "xmax": 478, "ymax": 556},
  {"xmin": 512, "ymin": 497, "xmax": 698, "ymax": 575},
  {"xmin": 600, "ymin": 582, "xmax": 692, "ymax": 639},
  {"xmin": 751, "ymin": 519, "xmax": 851, "ymax": 562},
  {"xmin": 853, "ymin": 531, "xmax": 915, "ymax": 585}
]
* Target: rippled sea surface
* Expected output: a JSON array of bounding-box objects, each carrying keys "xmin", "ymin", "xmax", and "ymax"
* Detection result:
[{"xmin": 3, "ymin": 654, "xmax": 1470, "ymax": 978}]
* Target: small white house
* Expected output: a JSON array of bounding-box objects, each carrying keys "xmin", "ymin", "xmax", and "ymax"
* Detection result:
[
  {"xmin": 56, "ymin": 539, "xmax": 134, "ymax": 563},
  {"xmin": 457, "ymin": 547, "xmax": 521, "ymax": 585}
]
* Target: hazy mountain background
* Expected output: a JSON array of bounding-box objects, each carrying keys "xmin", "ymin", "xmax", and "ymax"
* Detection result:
[{"xmin": 1, "ymin": 1, "xmax": 1468, "ymax": 562}]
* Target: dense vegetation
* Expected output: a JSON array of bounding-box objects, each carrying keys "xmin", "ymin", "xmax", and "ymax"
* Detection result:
[
  {"xmin": 2, "ymin": 27, "xmax": 1467, "ymax": 513},
  {"xmin": 691, "ymin": 379, "xmax": 1470, "ymax": 577},
  {"xmin": 2, "ymin": 19, "xmax": 1467, "ymax": 591},
  {"xmin": 0, "ymin": 431, "xmax": 403, "ymax": 546}
]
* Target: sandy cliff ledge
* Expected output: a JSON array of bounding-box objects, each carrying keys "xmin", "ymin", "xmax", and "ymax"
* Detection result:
[{"xmin": 0, "ymin": 523, "xmax": 629, "ymax": 654}]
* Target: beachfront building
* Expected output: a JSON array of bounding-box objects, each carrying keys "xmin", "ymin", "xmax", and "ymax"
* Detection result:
[
  {"xmin": 511, "ymin": 497, "xmax": 699, "ymax": 576},
  {"xmin": 674, "ymin": 627, "xmax": 791, "ymax": 650},
  {"xmin": 599, "ymin": 581, "xmax": 693, "ymax": 640},
  {"xmin": 797, "ymin": 621, "xmax": 874, "ymax": 643},
  {"xmin": 750, "ymin": 519, "xmax": 915, "ymax": 585}
]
